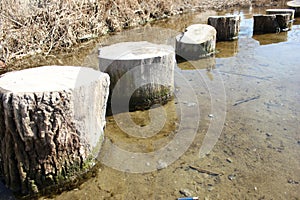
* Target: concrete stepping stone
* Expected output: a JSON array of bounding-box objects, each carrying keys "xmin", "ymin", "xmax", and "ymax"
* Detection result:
[
  {"xmin": 287, "ymin": 0, "xmax": 300, "ymax": 16},
  {"xmin": 253, "ymin": 14, "xmax": 291, "ymax": 34},
  {"xmin": 0, "ymin": 66, "xmax": 109, "ymax": 195},
  {"xmin": 175, "ymin": 24, "xmax": 216, "ymax": 60},
  {"xmin": 99, "ymin": 41, "xmax": 175, "ymax": 113},
  {"xmin": 208, "ymin": 15, "xmax": 241, "ymax": 41},
  {"xmin": 266, "ymin": 8, "xmax": 295, "ymax": 20}
]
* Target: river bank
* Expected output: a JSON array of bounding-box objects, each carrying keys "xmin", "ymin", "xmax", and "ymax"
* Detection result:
[{"xmin": 0, "ymin": 0, "xmax": 286, "ymax": 71}]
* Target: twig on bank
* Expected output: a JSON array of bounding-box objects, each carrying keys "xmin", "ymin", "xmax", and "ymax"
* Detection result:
[
  {"xmin": 219, "ymin": 70, "xmax": 272, "ymax": 80},
  {"xmin": 233, "ymin": 95, "xmax": 260, "ymax": 106},
  {"xmin": 188, "ymin": 165, "xmax": 222, "ymax": 176},
  {"xmin": 0, "ymin": 13, "xmax": 24, "ymax": 27}
]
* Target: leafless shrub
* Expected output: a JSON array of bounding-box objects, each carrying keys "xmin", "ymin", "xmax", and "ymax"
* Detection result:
[{"xmin": 0, "ymin": 0, "xmax": 253, "ymax": 67}]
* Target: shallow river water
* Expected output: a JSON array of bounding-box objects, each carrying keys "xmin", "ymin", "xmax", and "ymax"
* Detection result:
[{"xmin": 4, "ymin": 5, "xmax": 300, "ymax": 200}]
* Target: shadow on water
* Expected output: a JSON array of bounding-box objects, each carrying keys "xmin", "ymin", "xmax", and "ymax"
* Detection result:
[{"xmin": 0, "ymin": 181, "xmax": 15, "ymax": 200}]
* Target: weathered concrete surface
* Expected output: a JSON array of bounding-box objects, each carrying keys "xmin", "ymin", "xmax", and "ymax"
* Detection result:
[
  {"xmin": 208, "ymin": 15, "xmax": 241, "ymax": 41},
  {"xmin": 175, "ymin": 24, "xmax": 216, "ymax": 60},
  {"xmin": 253, "ymin": 14, "xmax": 291, "ymax": 34},
  {"xmin": 0, "ymin": 66, "xmax": 110, "ymax": 195},
  {"xmin": 99, "ymin": 41, "xmax": 175, "ymax": 113},
  {"xmin": 275, "ymin": 13, "xmax": 292, "ymax": 31},
  {"xmin": 253, "ymin": 14, "xmax": 280, "ymax": 34}
]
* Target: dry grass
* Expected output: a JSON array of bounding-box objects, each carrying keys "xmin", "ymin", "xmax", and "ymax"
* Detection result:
[
  {"xmin": 0, "ymin": 0, "xmax": 255, "ymax": 67},
  {"xmin": 0, "ymin": 0, "xmax": 189, "ymax": 66}
]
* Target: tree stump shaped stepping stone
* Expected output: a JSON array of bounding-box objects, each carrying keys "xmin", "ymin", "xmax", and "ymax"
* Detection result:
[
  {"xmin": 287, "ymin": 0, "xmax": 300, "ymax": 16},
  {"xmin": 266, "ymin": 9, "xmax": 294, "ymax": 30},
  {"xmin": 0, "ymin": 66, "xmax": 110, "ymax": 195},
  {"xmin": 266, "ymin": 9, "xmax": 295, "ymax": 20},
  {"xmin": 208, "ymin": 15, "xmax": 241, "ymax": 41},
  {"xmin": 175, "ymin": 24, "xmax": 216, "ymax": 60},
  {"xmin": 253, "ymin": 14, "xmax": 291, "ymax": 34},
  {"xmin": 99, "ymin": 41, "xmax": 175, "ymax": 113}
]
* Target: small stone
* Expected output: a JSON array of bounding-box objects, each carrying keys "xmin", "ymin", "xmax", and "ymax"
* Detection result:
[
  {"xmin": 207, "ymin": 185, "xmax": 214, "ymax": 191},
  {"xmin": 288, "ymin": 179, "xmax": 299, "ymax": 184},
  {"xmin": 228, "ymin": 174, "xmax": 236, "ymax": 180},
  {"xmin": 254, "ymin": 186, "xmax": 257, "ymax": 191},
  {"xmin": 266, "ymin": 133, "xmax": 272, "ymax": 137},
  {"xmin": 226, "ymin": 158, "xmax": 233, "ymax": 163},
  {"xmin": 157, "ymin": 160, "xmax": 168, "ymax": 170},
  {"xmin": 179, "ymin": 188, "xmax": 192, "ymax": 197},
  {"xmin": 208, "ymin": 114, "xmax": 214, "ymax": 118},
  {"xmin": 187, "ymin": 102, "xmax": 196, "ymax": 107}
]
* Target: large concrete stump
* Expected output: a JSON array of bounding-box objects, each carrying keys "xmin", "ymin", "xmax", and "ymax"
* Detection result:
[
  {"xmin": 175, "ymin": 24, "xmax": 216, "ymax": 60},
  {"xmin": 266, "ymin": 9, "xmax": 293, "ymax": 30},
  {"xmin": 207, "ymin": 15, "xmax": 241, "ymax": 41},
  {"xmin": 0, "ymin": 66, "xmax": 110, "ymax": 195},
  {"xmin": 99, "ymin": 41, "xmax": 175, "ymax": 113},
  {"xmin": 253, "ymin": 14, "xmax": 290, "ymax": 34},
  {"xmin": 275, "ymin": 14, "xmax": 292, "ymax": 31},
  {"xmin": 253, "ymin": 15, "xmax": 279, "ymax": 34},
  {"xmin": 266, "ymin": 9, "xmax": 295, "ymax": 20},
  {"xmin": 287, "ymin": 0, "xmax": 300, "ymax": 17}
]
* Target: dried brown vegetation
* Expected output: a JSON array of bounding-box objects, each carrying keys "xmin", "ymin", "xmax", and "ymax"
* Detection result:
[{"xmin": 0, "ymin": 0, "xmax": 255, "ymax": 67}]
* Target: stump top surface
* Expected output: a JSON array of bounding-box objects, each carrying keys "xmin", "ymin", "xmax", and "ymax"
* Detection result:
[
  {"xmin": 0, "ymin": 66, "xmax": 108, "ymax": 93},
  {"xmin": 287, "ymin": 0, "xmax": 300, "ymax": 7},
  {"xmin": 176, "ymin": 24, "xmax": 216, "ymax": 44},
  {"xmin": 266, "ymin": 8, "xmax": 295, "ymax": 12},
  {"xmin": 98, "ymin": 41, "xmax": 174, "ymax": 60},
  {"xmin": 208, "ymin": 15, "xmax": 240, "ymax": 19}
]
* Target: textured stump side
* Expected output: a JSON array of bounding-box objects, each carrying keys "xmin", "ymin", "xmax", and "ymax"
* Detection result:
[
  {"xmin": 275, "ymin": 14, "xmax": 292, "ymax": 31},
  {"xmin": 99, "ymin": 41, "xmax": 175, "ymax": 113},
  {"xmin": 175, "ymin": 24, "xmax": 216, "ymax": 60},
  {"xmin": 207, "ymin": 15, "xmax": 241, "ymax": 41},
  {"xmin": 0, "ymin": 66, "xmax": 110, "ymax": 195},
  {"xmin": 253, "ymin": 14, "xmax": 280, "ymax": 34}
]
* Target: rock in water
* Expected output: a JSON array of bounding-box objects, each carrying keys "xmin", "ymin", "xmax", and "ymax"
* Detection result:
[
  {"xmin": 253, "ymin": 14, "xmax": 280, "ymax": 34},
  {"xmin": 275, "ymin": 14, "xmax": 292, "ymax": 31},
  {"xmin": 175, "ymin": 24, "xmax": 216, "ymax": 60},
  {"xmin": 0, "ymin": 66, "xmax": 110, "ymax": 195},
  {"xmin": 208, "ymin": 15, "xmax": 241, "ymax": 41},
  {"xmin": 287, "ymin": 0, "xmax": 300, "ymax": 17},
  {"xmin": 99, "ymin": 41, "xmax": 175, "ymax": 113},
  {"xmin": 266, "ymin": 9, "xmax": 295, "ymax": 20}
]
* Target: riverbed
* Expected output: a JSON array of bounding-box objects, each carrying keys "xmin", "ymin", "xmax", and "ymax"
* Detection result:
[{"xmin": 8, "ymin": 5, "xmax": 300, "ymax": 200}]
